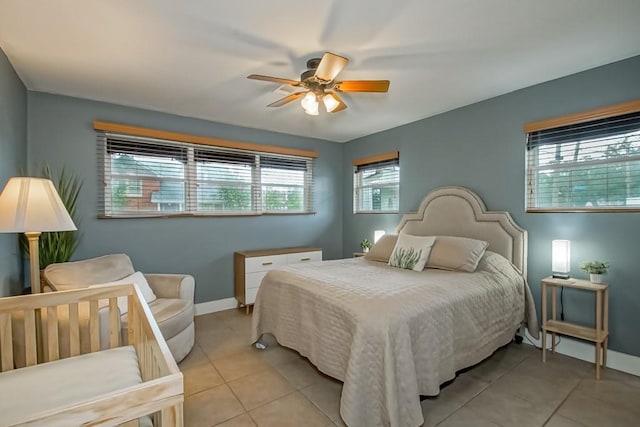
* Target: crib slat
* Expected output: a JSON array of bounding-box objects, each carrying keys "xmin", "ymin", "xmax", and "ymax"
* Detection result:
[
  {"xmin": 161, "ymin": 402, "xmax": 183, "ymax": 427},
  {"xmin": 23, "ymin": 309, "xmax": 37, "ymax": 366},
  {"xmin": 47, "ymin": 306, "xmax": 59, "ymax": 362},
  {"xmin": 109, "ymin": 297, "xmax": 119, "ymax": 348},
  {"xmin": 89, "ymin": 300, "xmax": 99, "ymax": 352},
  {"xmin": 0, "ymin": 313, "xmax": 13, "ymax": 371},
  {"xmin": 69, "ymin": 303, "xmax": 80, "ymax": 356}
]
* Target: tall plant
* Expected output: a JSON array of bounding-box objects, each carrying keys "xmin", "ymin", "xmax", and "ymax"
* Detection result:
[{"xmin": 20, "ymin": 165, "xmax": 83, "ymax": 269}]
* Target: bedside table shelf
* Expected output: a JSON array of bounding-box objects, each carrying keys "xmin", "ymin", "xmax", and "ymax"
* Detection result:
[
  {"xmin": 541, "ymin": 276, "xmax": 609, "ymax": 379},
  {"xmin": 544, "ymin": 320, "xmax": 604, "ymax": 342}
]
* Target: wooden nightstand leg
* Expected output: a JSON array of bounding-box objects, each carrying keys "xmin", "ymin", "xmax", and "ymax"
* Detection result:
[
  {"xmin": 246, "ymin": 304, "xmax": 250, "ymax": 315},
  {"xmin": 596, "ymin": 289, "xmax": 602, "ymax": 379},
  {"xmin": 596, "ymin": 341, "xmax": 601, "ymax": 380},
  {"xmin": 603, "ymin": 287, "xmax": 609, "ymax": 368},
  {"xmin": 542, "ymin": 283, "xmax": 547, "ymax": 363},
  {"xmin": 551, "ymin": 284, "xmax": 556, "ymax": 354}
]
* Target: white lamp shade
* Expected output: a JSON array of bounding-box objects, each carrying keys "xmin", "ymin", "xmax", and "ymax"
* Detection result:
[
  {"xmin": 301, "ymin": 92, "xmax": 319, "ymax": 115},
  {"xmin": 0, "ymin": 177, "xmax": 77, "ymax": 233},
  {"xmin": 551, "ymin": 240, "xmax": 570, "ymax": 274},
  {"xmin": 322, "ymin": 93, "xmax": 340, "ymax": 112}
]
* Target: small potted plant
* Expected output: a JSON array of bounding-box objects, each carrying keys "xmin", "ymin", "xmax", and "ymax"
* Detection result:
[
  {"xmin": 580, "ymin": 261, "xmax": 609, "ymax": 284},
  {"xmin": 360, "ymin": 238, "xmax": 372, "ymax": 253}
]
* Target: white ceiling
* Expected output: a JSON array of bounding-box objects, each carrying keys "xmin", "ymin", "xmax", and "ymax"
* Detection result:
[{"xmin": 1, "ymin": 1, "xmax": 640, "ymax": 143}]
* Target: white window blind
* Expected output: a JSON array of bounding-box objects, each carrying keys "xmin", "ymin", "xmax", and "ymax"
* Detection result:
[
  {"xmin": 98, "ymin": 132, "xmax": 314, "ymax": 217},
  {"xmin": 526, "ymin": 106, "xmax": 640, "ymax": 211},
  {"xmin": 353, "ymin": 152, "xmax": 399, "ymax": 213}
]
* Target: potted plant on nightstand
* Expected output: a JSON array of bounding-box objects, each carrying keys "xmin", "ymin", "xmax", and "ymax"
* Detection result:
[
  {"xmin": 360, "ymin": 238, "xmax": 372, "ymax": 253},
  {"xmin": 580, "ymin": 261, "xmax": 609, "ymax": 284}
]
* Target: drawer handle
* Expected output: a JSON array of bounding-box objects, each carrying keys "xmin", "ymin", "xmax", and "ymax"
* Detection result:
[
  {"xmin": 300, "ymin": 257, "xmax": 311, "ymax": 261},
  {"xmin": 262, "ymin": 261, "xmax": 273, "ymax": 266}
]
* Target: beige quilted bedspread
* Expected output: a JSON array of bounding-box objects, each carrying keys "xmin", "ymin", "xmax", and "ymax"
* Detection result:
[{"xmin": 251, "ymin": 252, "xmax": 538, "ymax": 427}]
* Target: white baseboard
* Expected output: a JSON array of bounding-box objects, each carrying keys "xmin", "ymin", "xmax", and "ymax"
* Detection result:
[
  {"xmin": 523, "ymin": 330, "xmax": 640, "ymax": 377},
  {"xmin": 195, "ymin": 298, "xmax": 238, "ymax": 316}
]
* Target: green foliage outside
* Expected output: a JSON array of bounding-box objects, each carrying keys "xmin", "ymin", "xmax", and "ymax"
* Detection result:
[
  {"xmin": 21, "ymin": 165, "xmax": 83, "ymax": 269},
  {"xmin": 264, "ymin": 188, "xmax": 302, "ymax": 211},
  {"xmin": 112, "ymin": 182, "xmax": 128, "ymax": 208},
  {"xmin": 536, "ymin": 138, "xmax": 640, "ymax": 208},
  {"xmin": 390, "ymin": 247, "xmax": 422, "ymax": 270}
]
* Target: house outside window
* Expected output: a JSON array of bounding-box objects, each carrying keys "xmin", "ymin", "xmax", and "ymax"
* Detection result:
[
  {"xmin": 353, "ymin": 151, "xmax": 399, "ymax": 213},
  {"xmin": 525, "ymin": 101, "xmax": 640, "ymax": 212},
  {"xmin": 97, "ymin": 129, "xmax": 315, "ymax": 217}
]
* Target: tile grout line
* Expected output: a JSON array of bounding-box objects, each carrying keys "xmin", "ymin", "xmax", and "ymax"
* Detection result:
[
  {"xmin": 540, "ymin": 378, "xmax": 584, "ymax": 426},
  {"xmin": 434, "ymin": 350, "xmax": 539, "ymax": 427}
]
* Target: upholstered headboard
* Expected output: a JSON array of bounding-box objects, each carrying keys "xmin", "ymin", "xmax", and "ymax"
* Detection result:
[{"xmin": 395, "ymin": 186, "xmax": 527, "ymax": 275}]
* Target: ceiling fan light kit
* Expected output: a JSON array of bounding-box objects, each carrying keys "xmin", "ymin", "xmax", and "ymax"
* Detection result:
[
  {"xmin": 248, "ymin": 52, "xmax": 390, "ymax": 116},
  {"xmin": 301, "ymin": 91, "xmax": 320, "ymax": 116}
]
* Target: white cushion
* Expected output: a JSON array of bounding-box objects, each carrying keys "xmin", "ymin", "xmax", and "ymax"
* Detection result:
[
  {"xmin": 388, "ymin": 234, "xmax": 436, "ymax": 271},
  {"xmin": 0, "ymin": 346, "xmax": 141, "ymax": 426},
  {"xmin": 90, "ymin": 271, "xmax": 156, "ymax": 314},
  {"xmin": 426, "ymin": 236, "xmax": 489, "ymax": 272}
]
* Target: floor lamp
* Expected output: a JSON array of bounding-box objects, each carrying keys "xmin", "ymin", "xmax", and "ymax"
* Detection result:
[{"xmin": 0, "ymin": 177, "xmax": 77, "ymax": 293}]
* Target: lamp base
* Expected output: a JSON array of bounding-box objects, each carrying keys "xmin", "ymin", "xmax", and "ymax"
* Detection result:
[{"xmin": 552, "ymin": 273, "xmax": 570, "ymax": 280}]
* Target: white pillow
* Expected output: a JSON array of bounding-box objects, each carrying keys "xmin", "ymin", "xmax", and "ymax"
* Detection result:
[
  {"xmin": 426, "ymin": 236, "xmax": 489, "ymax": 272},
  {"xmin": 364, "ymin": 234, "xmax": 398, "ymax": 262},
  {"xmin": 388, "ymin": 234, "xmax": 436, "ymax": 271},
  {"xmin": 90, "ymin": 271, "xmax": 156, "ymax": 315}
]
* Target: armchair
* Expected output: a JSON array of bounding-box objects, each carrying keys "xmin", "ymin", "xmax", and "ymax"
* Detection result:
[{"xmin": 43, "ymin": 253, "xmax": 195, "ymax": 363}]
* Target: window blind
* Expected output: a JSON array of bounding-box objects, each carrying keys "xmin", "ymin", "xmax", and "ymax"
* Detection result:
[
  {"xmin": 525, "ymin": 105, "xmax": 640, "ymax": 211},
  {"xmin": 98, "ymin": 132, "xmax": 315, "ymax": 217},
  {"xmin": 353, "ymin": 152, "xmax": 399, "ymax": 213}
]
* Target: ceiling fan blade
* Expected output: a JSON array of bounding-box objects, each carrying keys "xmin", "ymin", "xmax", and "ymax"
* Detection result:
[
  {"xmin": 267, "ymin": 92, "xmax": 306, "ymax": 107},
  {"xmin": 333, "ymin": 80, "xmax": 390, "ymax": 92},
  {"xmin": 247, "ymin": 74, "xmax": 301, "ymax": 86},
  {"xmin": 328, "ymin": 92, "xmax": 347, "ymax": 113},
  {"xmin": 314, "ymin": 52, "xmax": 348, "ymax": 82}
]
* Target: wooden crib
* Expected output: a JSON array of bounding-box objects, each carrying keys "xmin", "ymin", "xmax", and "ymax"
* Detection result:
[{"xmin": 0, "ymin": 284, "xmax": 183, "ymax": 426}]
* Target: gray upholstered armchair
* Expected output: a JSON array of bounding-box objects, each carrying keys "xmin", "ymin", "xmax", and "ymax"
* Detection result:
[{"xmin": 43, "ymin": 253, "xmax": 195, "ymax": 363}]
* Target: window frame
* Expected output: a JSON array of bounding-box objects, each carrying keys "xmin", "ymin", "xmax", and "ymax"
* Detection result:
[
  {"xmin": 524, "ymin": 100, "xmax": 640, "ymax": 213},
  {"xmin": 96, "ymin": 123, "xmax": 316, "ymax": 218},
  {"xmin": 353, "ymin": 151, "xmax": 400, "ymax": 214}
]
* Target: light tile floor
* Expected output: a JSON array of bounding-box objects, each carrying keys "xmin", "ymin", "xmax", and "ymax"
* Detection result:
[{"xmin": 180, "ymin": 309, "xmax": 640, "ymax": 427}]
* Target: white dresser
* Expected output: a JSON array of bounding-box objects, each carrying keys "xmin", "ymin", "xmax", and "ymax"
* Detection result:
[{"xmin": 234, "ymin": 246, "xmax": 323, "ymax": 314}]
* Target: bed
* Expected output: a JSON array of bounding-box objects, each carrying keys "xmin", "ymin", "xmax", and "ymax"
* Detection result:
[
  {"xmin": 0, "ymin": 284, "xmax": 183, "ymax": 426},
  {"xmin": 251, "ymin": 186, "xmax": 539, "ymax": 427}
]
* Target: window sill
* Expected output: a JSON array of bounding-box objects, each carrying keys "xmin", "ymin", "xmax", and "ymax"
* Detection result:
[
  {"xmin": 527, "ymin": 208, "xmax": 640, "ymax": 213},
  {"xmin": 354, "ymin": 210, "xmax": 399, "ymax": 215},
  {"xmin": 97, "ymin": 211, "xmax": 317, "ymax": 219}
]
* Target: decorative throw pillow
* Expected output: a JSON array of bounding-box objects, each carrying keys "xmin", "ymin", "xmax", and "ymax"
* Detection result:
[
  {"xmin": 388, "ymin": 234, "xmax": 436, "ymax": 271},
  {"xmin": 89, "ymin": 271, "xmax": 156, "ymax": 315},
  {"xmin": 426, "ymin": 236, "xmax": 489, "ymax": 272},
  {"xmin": 364, "ymin": 234, "xmax": 399, "ymax": 262}
]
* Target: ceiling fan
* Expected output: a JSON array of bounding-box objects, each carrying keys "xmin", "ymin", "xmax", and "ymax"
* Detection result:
[{"xmin": 247, "ymin": 52, "xmax": 390, "ymax": 115}]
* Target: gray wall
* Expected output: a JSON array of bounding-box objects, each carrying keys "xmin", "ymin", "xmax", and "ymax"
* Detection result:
[
  {"xmin": 343, "ymin": 55, "xmax": 640, "ymax": 357},
  {"xmin": 0, "ymin": 48, "xmax": 27, "ymax": 296},
  {"xmin": 26, "ymin": 92, "xmax": 343, "ymax": 303}
]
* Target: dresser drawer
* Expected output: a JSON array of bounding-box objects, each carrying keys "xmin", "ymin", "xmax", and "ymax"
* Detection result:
[
  {"xmin": 246, "ymin": 287, "xmax": 259, "ymax": 305},
  {"xmin": 245, "ymin": 254, "xmax": 287, "ymax": 273},
  {"xmin": 235, "ymin": 247, "xmax": 323, "ymax": 313},
  {"xmin": 286, "ymin": 250, "xmax": 322, "ymax": 264},
  {"xmin": 246, "ymin": 271, "xmax": 267, "ymax": 289}
]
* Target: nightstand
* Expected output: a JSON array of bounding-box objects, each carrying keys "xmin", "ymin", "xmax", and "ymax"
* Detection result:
[
  {"xmin": 353, "ymin": 252, "xmax": 366, "ymax": 258},
  {"xmin": 541, "ymin": 276, "xmax": 609, "ymax": 379}
]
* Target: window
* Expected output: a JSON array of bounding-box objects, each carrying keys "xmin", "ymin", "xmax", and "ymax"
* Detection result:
[
  {"xmin": 353, "ymin": 151, "xmax": 399, "ymax": 213},
  {"xmin": 97, "ymin": 125, "xmax": 315, "ymax": 217},
  {"xmin": 525, "ymin": 101, "xmax": 640, "ymax": 212}
]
